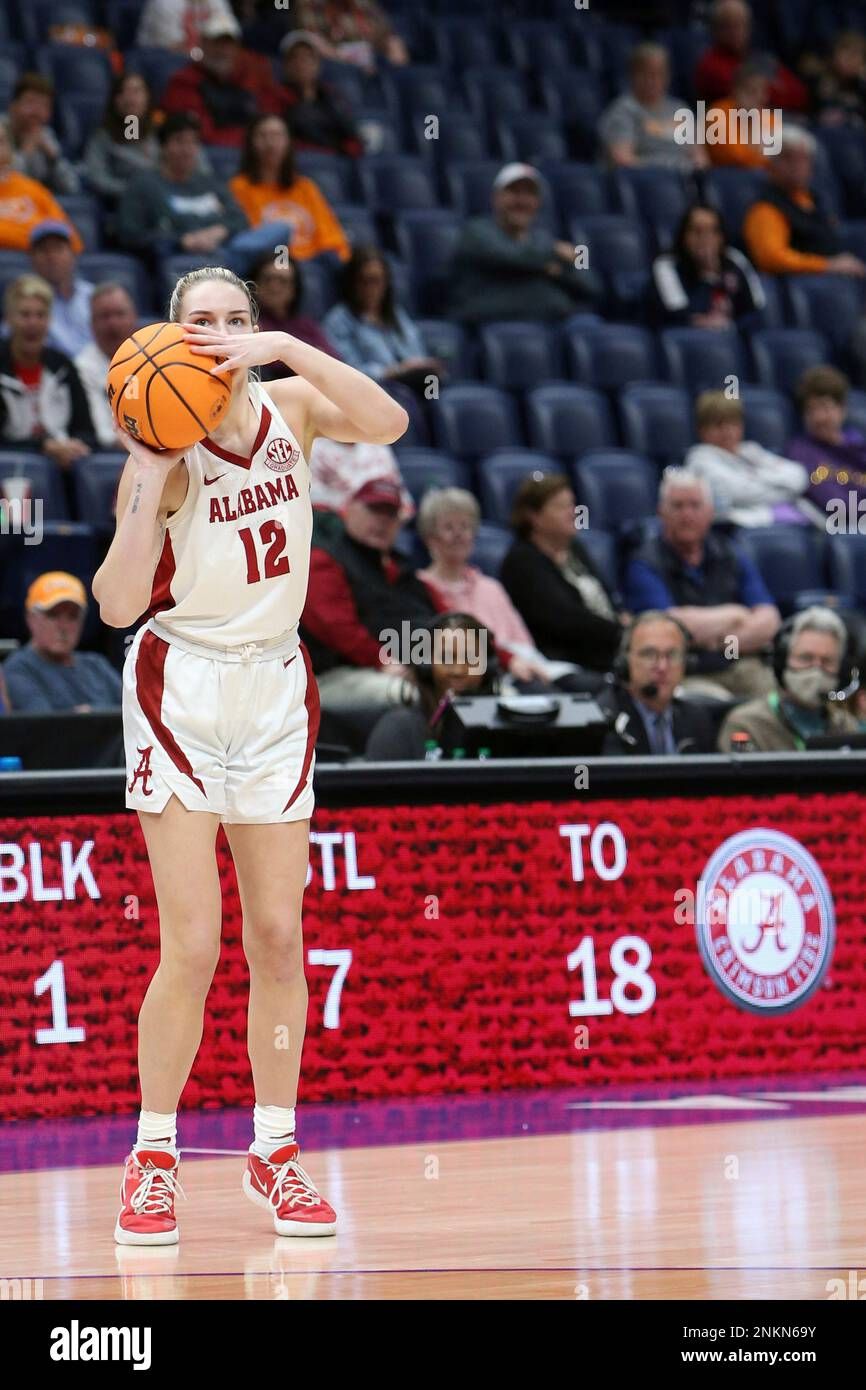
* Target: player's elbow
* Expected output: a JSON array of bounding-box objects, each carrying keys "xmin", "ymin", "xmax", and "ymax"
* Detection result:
[{"xmin": 372, "ymin": 402, "xmax": 410, "ymax": 445}]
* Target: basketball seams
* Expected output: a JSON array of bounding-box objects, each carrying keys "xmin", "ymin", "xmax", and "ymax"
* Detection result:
[{"xmin": 108, "ymin": 325, "xmax": 229, "ymax": 448}]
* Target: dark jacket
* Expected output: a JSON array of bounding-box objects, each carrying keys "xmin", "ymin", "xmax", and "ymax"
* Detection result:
[
  {"xmin": 759, "ymin": 184, "xmax": 840, "ymax": 258},
  {"xmin": 281, "ymin": 81, "xmax": 363, "ymax": 157},
  {"xmin": 0, "ymin": 339, "xmax": 95, "ymax": 447},
  {"xmin": 500, "ymin": 535, "xmax": 622, "ymax": 670},
  {"xmin": 449, "ymin": 217, "xmax": 603, "ymax": 323},
  {"xmin": 597, "ymin": 683, "xmax": 717, "ymax": 755},
  {"xmin": 115, "ymin": 167, "xmax": 248, "ymax": 257}
]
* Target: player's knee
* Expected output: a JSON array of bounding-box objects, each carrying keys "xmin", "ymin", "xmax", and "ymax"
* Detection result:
[
  {"xmin": 161, "ymin": 931, "xmax": 221, "ymax": 991},
  {"xmin": 244, "ymin": 917, "xmax": 303, "ymax": 980}
]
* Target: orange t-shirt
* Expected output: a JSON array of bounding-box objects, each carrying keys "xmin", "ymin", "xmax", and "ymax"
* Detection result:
[
  {"xmin": 229, "ymin": 173, "xmax": 350, "ymax": 262},
  {"xmin": 0, "ymin": 170, "xmax": 83, "ymax": 253},
  {"xmin": 705, "ymin": 96, "xmax": 780, "ymax": 169}
]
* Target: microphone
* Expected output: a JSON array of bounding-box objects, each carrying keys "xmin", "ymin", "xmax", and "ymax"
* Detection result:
[{"xmin": 828, "ymin": 666, "xmax": 861, "ymax": 703}]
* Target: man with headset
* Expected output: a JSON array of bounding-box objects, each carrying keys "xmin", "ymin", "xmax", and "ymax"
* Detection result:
[
  {"xmin": 717, "ymin": 605, "xmax": 860, "ymax": 750},
  {"xmin": 599, "ymin": 611, "xmax": 717, "ymax": 755}
]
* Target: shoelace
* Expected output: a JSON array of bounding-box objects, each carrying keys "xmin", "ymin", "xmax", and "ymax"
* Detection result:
[
  {"xmin": 265, "ymin": 1155, "xmax": 323, "ymax": 1211},
  {"xmin": 122, "ymin": 1158, "xmax": 186, "ymax": 1216}
]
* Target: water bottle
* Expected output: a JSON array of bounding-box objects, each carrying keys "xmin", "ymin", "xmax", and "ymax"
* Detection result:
[
  {"xmin": 0, "ymin": 756, "xmax": 23, "ymax": 771},
  {"xmin": 424, "ymin": 740, "xmax": 443, "ymax": 761}
]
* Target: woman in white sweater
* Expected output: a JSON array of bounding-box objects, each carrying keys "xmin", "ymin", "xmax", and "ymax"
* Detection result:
[{"xmin": 683, "ymin": 391, "xmax": 821, "ymax": 527}]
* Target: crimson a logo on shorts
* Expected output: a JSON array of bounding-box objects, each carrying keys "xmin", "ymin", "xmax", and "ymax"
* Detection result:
[
  {"xmin": 265, "ymin": 437, "xmax": 300, "ymax": 472},
  {"xmin": 696, "ymin": 828, "xmax": 835, "ymax": 1014}
]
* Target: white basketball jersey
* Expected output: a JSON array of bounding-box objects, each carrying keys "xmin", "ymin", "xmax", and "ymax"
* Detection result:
[{"xmin": 145, "ymin": 379, "xmax": 312, "ymax": 646}]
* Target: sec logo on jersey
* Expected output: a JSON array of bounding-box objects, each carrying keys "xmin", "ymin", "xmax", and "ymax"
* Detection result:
[
  {"xmin": 266, "ymin": 437, "xmax": 300, "ymax": 472},
  {"xmin": 696, "ymin": 828, "xmax": 835, "ymax": 1015}
]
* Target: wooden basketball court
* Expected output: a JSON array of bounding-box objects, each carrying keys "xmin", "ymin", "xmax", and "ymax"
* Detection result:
[{"xmin": 2, "ymin": 1105, "xmax": 863, "ymax": 1300}]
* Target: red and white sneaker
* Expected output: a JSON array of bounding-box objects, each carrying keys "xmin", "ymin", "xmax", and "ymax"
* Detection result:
[
  {"xmin": 114, "ymin": 1148, "xmax": 184, "ymax": 1245},
  {"xmin": 243, "ymin": 1142, "xmax": 337, "ymax": 1236}
]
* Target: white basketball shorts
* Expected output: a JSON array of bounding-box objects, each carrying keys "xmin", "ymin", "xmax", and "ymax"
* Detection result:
[{"xmin": 122, "ymin": 619, "xmax": 320, "ymax": 823}]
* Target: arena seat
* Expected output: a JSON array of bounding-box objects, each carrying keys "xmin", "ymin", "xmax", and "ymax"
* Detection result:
[
  {"xmin": 478, "ymin": 321, "xmax": 562, "ymax": 391},
  {"xmin": 827, "ymin": 531, "xmax": 866, "ymax": 608},
  {"xmin": 739, "ymin": 387, "xmax": 796, "ymax": 454},
  {"xmin": 564, "ymin": 322, "xmax": 657, "ymax": 392},
  {"xmin": 618, "ymin": 382, "xmax": 693, "ymax": 465},
  {"xmin": 526, "ymin": 384, "xmax": 615, "ymax": 459},
  {"xmin": 477, "ymin": 449, "xmax": 560, "ymax": 524},
  {"xmin": 750, "ymin": 329, "xmax": 829, "ymax": 395},
  {"xmin": 71, "ymin": 454, "xmax": 125, "ymax": 532},
  {"xmin": 432, "ymin": 385, "xmax": 522, "ymax": 460},
  {"xmin": 572, "ymin": 450, "xmax": 659, "ymax": 532},
  {"xmin": 786, "ymin": 275, "xmax": 866, "ymax": 356},
  {"xmin": 393, "ymin": 448, "xmax": 472, "ymax": 506},
  {"xmin": 735, "ymin": 525, "xmax": 829, "ymax": 615},
  {"xmin": 469, "ymin": 521, "xmax": 512, "ymax": 578},
  {"xmin": 0, "ymin": 451, "xmax": 69, "ymax": 523},
  {"xmin": 660, "ymin": 327, "xmax": 744, "ymax": 395}
]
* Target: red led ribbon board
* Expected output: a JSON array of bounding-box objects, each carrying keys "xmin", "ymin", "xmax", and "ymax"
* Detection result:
[{"xmin": 1, "ymin": 792, "xmax": 865, "ymax": 1119}]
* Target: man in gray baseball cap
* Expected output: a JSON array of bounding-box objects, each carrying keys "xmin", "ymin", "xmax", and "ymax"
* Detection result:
[{"xmin": 448, "ymin": 163, "xmax": 602, "ymax": 323}]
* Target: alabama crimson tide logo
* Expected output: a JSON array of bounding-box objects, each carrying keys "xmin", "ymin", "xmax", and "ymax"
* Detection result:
[
  {"xmin": 696, "ymin": 829, "xmax": 834, "ymax": 1014},
  {"xmin": 265, "ymin": 437, "xmax": 299, "ymax": 472},
  {"xmin": 127, "ymin": 746, "xmax": 154, "ymax": 796}
]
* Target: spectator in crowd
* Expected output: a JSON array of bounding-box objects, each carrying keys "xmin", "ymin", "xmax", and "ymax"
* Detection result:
[
  {"xmin": 162, "ymin": 13, "xmax": 284, "ymax": 147},
  {"xmin": 743, "ymin": 126, "xmax": 865, "ymax": 277},
  {"xmin": 683, "ymin": 390, "xmax": 816, "ymax": 526},
  {"xmin": 116, "ymin": 114, "xmax": 289, "ymax": 275},
  {"xmin": 278, "ymin": 31, "xmax": 363, "ymax": 158},
  {"xmin": 807, "ymin": 30, "xmax": 866, "ymax": 129},
  {"xmin": 249, "ymin": 252, "xmax": 340, "ymax": 379},
  {"xmin": 695, "ymin": 0, "xmax": 808, "ymax": 111},
  {"xmin": 648, "ymin": 203, "xmax": 765, "ymax": 329},
  {"xmin": 6, "ymin": 74, "xmax": 79, "ymax": 196},
  {"xmin": 625, "ymin": 470, "xmax": 780, "ymax": 697},
  {"xmin": 324, "ymin": 248, "xmax": 438, "ymax": 390},
  {"xmin": 309, "ymin": 436, "xmax": 415, "ymax": 520},
  {"xmin": 703, "ymin": 61, "xmax": 780, "ymax": 167},
  {"xmin": 136, "ymin": 0, "xmax": 239, "ymax": 51},
  {"xmin": 28, "ymin": 222, "xmax": 95, "ymax": 359},
  {"xmin": 449, "ymin": 164, "xmax": 602, "ymax": 324},
  {"xmin": 786, "ymin": 365, "xmax": 866, "ymax": 515},
  {"xmin": 500, "ymin": 474, "xmax": 624, "ymax": 679},
  {"xmin": 300, "ymin": 473, "xmax": 443, "ymax": 712},
  {"xmin": 0, "ymin": 276, "xmax": 95, "ymax": 488},
  {"xmin": 229, "ymin": 115, "xmax": 350, "ymax": 265},
  {"xmin": 74, "ymin": 283, "xmax": 139, "ymax": 448},
  {"xmin": 415, "ymin": 487, "xmax": 559, "ymax": 685},
  {"xmin": 0, "ymin": 664, "xmax": 10, "ymax": 713},
  {"xmin": 365, "ymin": 612, "xmax": 494, "ymax": 761},
  {"xmin": 291, "ymin": 0, "xmax": 410, "ymax": 70},
  {"xmin": 0, "ymin": 118, "xmax": 82, "ymax": 254},
  {"xmin": 598, "ymin": 612, "xmax": 716, "ymax": 755},
  {"xmin": 3, "ymin": 572, "xmax": 121, "ymax": 714},
  {"xmin": 84, "ymin": 74, "xmax": 164, "ymax": 210},
  {"xmin": 599, "ymin": 42, "xmax": 707, "ymax": 171},
  {"xmin": 718, "ymin": 606, "xmax": 860, "ymax": 750}
]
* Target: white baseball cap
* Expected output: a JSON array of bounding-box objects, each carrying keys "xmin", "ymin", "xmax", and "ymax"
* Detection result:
[
  {"xmin": 493, "ymin": 162, "xmax": 542, "ymax": 192},
  {"xmin": 200, "ymin": 13, "xmax": 242, "ymax": 40}
]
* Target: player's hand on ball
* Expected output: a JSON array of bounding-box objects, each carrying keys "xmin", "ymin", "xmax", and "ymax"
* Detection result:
[
  {"xmin": 181, "ymin": 325, "xmax": 287, "ymax": 374},
  {"xmin": 116, "ymin": 427, "xmax": 187, "ymax": 474}
]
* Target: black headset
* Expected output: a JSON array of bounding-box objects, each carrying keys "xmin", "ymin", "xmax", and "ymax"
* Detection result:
[
  {"xmin": 612, "ymin": 611, "xmax": 693, "ymax": 682},
  {"xmin": 772, "ymin": 612, "xmax": 857, "ymax": 692}
]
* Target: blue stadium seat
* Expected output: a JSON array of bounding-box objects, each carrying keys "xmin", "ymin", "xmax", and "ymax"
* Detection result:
[
  {"xmin": 571, "ymin": 215, "xmax": 649, "ymax": 276},
  {"xmin": 580, "ymin": 528, "xmax": 620, "ymax": 594},
  {"xmin": 469, "ymin": 522, "xmax": 512, "ymax": 578},
  {"xmin": 294, "ymin": 153, "xmax": 358, "ymax": 203},
  {"xmin": 537, "ymin": 70, "xmax": 605, "ymax": 160},
  {"xmin": 431, "ymin": 19, "xmax": 499, "ymax": 69},
  {"xmin": 381, "ymin": 65, "xmax": 458, "ymax": 123},
  {"xmin": 411, "ymin": 113, "xmax": 490, "ymax": 164},
  {"xmin": 755, "ymin": 274, "xmax": 785, "ymax": 329},
  {"xmin": 572, "ymin": 450, "xmax": 659, "ymax": 532},
  {"xmin": 202, "ymin": 146, "xmax": 240, "ymax": 183},
  {"xmin": 827, "ymin": 532, "xmax": 866, "ymax": 607},
  {"xmin": 0, "ymin": 452, "xmax": 69, "ymax": 523},
  {"xmin": 786, "ymin": 274, "xmax": 866, "ymax": 355},
  {"xmin": 15, "ymin": 0, "xmax": 97, "ymax": 45},
  {"xmin": 477, "ymin": 449, "xmax": 560, "ymax": 524},
  {"xmin": 816, "ymin": 126, "xmax": 866, "ymax": 218},
  {"xmin": 844, "ymin": 388, "xmax": 866, "ymax": 438},
  {"xmin": 56, "ymin": 92, "xmax": 105, "ymax": 161},
  {"xmin": 505, "ymin": 20, "xmax": 575, "ymax": 71},
  {"xmin": 415, "ymin": 320, "xmax": 475, "ymax": 378},
  {"xmin": 525, "ymin": 384, "xmax": 614, "ymax": 459},
  {"xmin": 564, "ymin": 322, "xmax": 657, "ymax": 392},
  {"xmin": 72, "ymin": 453, "xmax": 125, "ymax": 531},
  {"xmin": 1, "ymin": 523, "xmax": 102, "ymax": 619},
  {"xmin": 613, "ymin": 168, "xmax": 690, "ymax": 250},
  {"xmin": 496, "ymin": 113, "xmax": 568, "ymax": 166},
  {"xmin": 124, "ymin": 47, "xmax": 197, "ymax": 103},
  {"xmin": 735, "ymin": 526, "xmax": 828, "ymax": 614},
  {"xmin": 393, "ymin": 209, "xmax": 462, "ymax": 313},
  {"xmin": 0, "ymin": 253, "xmax": 33, "ymax": 305},
  {"xmin": 392, "ymin": 448, "xmax": 472, "ymax": 506},
  {"xmin": 318, "ymin": 60, "xmax": 366, "ymax": 109},
  {"xmin": 478, "ymin": 322, "xmax": 562, "ymax": 391},
  {"xmin": 104, "ymin": 0, "xmax": 144, "ymax": 52},
  {"xmin": 358, "ymin": 156, "xmax": 439, "ymax": 214},
  {"xmin": 739, "ymin": 387, "xmax": 796, "ymax": 454},
  {"xmin": 294, "ymin": 259, "xmax": 337, "ymax": 320},
  {"xmin": 432, "ymin": 385, "xmax": 521, "ymax": 461},
  {"xmin": 660, "ymin": 327, "xmax": 744, "ymax": 394},
  {"xmin": 330, "ymin": 204, "xmax": 377, "ymax": 248},
  {"xmin": 35, "ymin": 43, "xmax": 112, "ymax": 99},
  {"xmin": 78, "ymin": 253, "xmax": 153, "ymax": 314},
  {"xmin": 57, "ymin": 195, "xmax": 101, "ymax": 251},
  {"xmin": 703, "ymin": 168, "xmax": 768, "ymax": 242},
  {"xmin": 750, "ymin": 329, "xmax": 829, "ymax": 394},
  {"xmin": 463, "ymin": 68, "xmax": 530, "ymax": 128},
  {"xmin": 353, "ymin": 106, "xmax": 402, "ymax": 157},
  {"xmin": 619, "ymin": 383, "xmax": 694, "ymax": 465},
  {"xmin": 544, "ymin": 162, "xmax": 614, "ymax": 222},
  {"xmin": 0, "ymin": 55, "xmax": 21, "ymax": 109}
]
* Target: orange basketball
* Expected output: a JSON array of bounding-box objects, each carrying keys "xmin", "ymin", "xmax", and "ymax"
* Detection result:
[{"xmin": 106, "ymin": 322, "xmax": 232, "ymax": 450}]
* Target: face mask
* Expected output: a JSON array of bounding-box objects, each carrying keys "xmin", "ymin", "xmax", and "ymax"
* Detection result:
[{"xmin": 784, "ymin": 666, "xmax": 837, "ymax": 709}]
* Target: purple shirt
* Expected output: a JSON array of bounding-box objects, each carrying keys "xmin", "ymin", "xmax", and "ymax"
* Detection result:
[{"xmin": 787, "ymin": 428, "xmax": 866, "ymax": 511}]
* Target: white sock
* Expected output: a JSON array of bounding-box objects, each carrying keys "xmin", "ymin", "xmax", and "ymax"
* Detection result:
[
  {"xmin": 135, "ymin": 1109, "xmax": 178, "ymax": 1154},
  {"xmin": 252, "ymin": 1103, "xmax": 296, "ymax": 1158}
]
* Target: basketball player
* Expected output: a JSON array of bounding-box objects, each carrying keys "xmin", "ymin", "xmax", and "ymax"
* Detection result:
[{"xmin": 92, "ymin": 266, "xmax": 408, "ymax": 1243}]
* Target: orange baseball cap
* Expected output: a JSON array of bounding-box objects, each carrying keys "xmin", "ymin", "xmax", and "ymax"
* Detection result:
[{"xmin": 25, "ymin": 571, "xmax": 87, "ymax": 612}]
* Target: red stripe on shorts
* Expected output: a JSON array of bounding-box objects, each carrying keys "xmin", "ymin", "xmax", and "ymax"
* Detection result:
[
  {"xmin": 135, "ymin": 629, "xmax": 207, "ymax": 797},
  {"xmin": 282, "ymin": 642, "xmax": 320, "ymax": 812}
]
